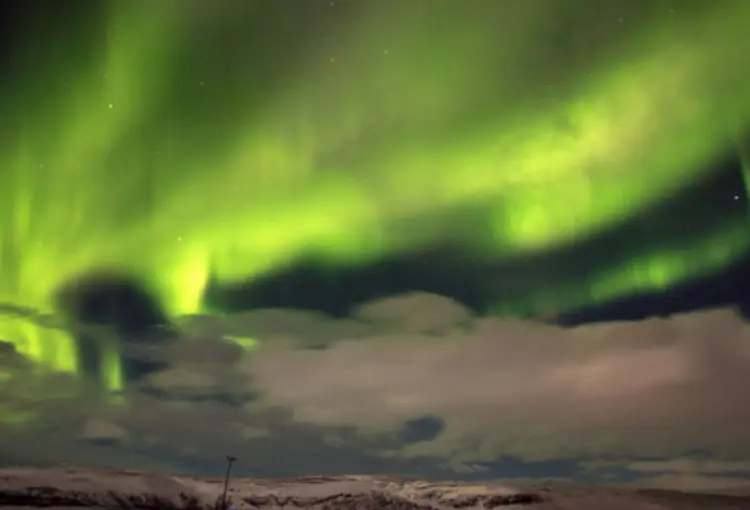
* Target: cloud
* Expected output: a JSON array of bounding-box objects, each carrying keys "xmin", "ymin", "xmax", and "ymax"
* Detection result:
[
  {"xmin": 626, "ymin": 458, "xmax": 750, "ymax": 475},
  {"xmin": 352, "ymin": 291, "xmax": 474, "ymax": 334},
  {"xmin": 81, "ymin": 418, "xmax": 130, "ymax": 443},
  {"xmin": 584, "ymin": 455, "xmax": 750, "ymax": 493},
  {"xmin": 243, "ymin": 298, "xmax": 750, "ymax": 466},
  {"xmin": 2, "ymin": 293, "xmax": 750, "ymax": 480},
  {"xmin": 629, "ymin": 473, "xmax": 750, "ymax": 493},
  {"xmin": 176, "ymin": 308, "xmax": 374, "ymax": 351}
]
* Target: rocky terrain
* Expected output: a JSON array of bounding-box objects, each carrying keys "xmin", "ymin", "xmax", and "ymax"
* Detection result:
[{"xmin": 0, "ymin": 466, "xmax": 749, "ymax": 509}]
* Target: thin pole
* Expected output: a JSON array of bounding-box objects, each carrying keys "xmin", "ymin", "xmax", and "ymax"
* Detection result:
[{"xmin": 220, "ymin": 455, "xmax": 237, "ymax": 510}]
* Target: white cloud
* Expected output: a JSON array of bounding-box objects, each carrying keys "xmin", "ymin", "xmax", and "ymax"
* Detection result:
[
  {"xmin": 353, "ymin": 291, "xmax": 473, "ymax": 334},
  {"xmin": 240, "ymin": 297, "xmax": 750, "ymax": 465}
]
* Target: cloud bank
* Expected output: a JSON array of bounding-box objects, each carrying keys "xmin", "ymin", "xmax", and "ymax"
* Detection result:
[{"xmin": 2, "ymin": 292, "xmax": 750, "ymax": 490}]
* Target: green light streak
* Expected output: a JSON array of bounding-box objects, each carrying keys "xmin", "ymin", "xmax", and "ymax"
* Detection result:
[
  {"xmin": 101, "ymin": 340, "xmax": 124, "ymax": 393},
  {"xmin": 739, "ymin": 140, "xmax": 750, "ymax": 199},
  {"xmin": 1, "ymin": 0, "xmax": 749, "ymax": 394},
  {"xmin": 224, "ymin": 336, "xmax": 261, "ymax": 351},
  {"xmin": 0, "ymin": 322, "xmax": 78, "ymax": 375},
  {"xmin": 492, "ymin": 219, "xmax": 750, "ymax": 318}
]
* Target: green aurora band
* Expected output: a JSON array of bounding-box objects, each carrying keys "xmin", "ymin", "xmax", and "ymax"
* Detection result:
[{"xmin": 1, "ymin": 0, "xmax": 750, "ymax": 403}]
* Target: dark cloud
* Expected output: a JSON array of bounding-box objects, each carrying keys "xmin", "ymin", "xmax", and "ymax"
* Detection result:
[
  {"xmin": 56, "ymin": 273, "xmax": 168, "ymax": 337},
  {"xmin": 397, "ymin": 416, "xmax": 445, "ymax": 445}
]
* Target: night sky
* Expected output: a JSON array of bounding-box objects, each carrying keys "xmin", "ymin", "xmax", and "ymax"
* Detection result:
[{"xmin": 2, "ymin": 0, "xmax": 750, "ymax": 493}]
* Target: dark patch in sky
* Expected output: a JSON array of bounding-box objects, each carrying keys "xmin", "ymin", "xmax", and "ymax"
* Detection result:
[
  {"xmin": 122, "ymin": 358, "xmax": 171, "ymax": 384},
  {"xmin": 83, "ymin": 437, "xmax": 121, "ymax": 449},
  {"xmin": 559, "ymin": 256, "xmax": 750, "ymax": 325},
  {"xmin": 397, "ymin": 415, "xmax": 445, "ymax": 444},
  {"xmin": 137, "ymin": 387, "xmax": 258, "ymax": 407},
  {"xmin": 300, "ymin": 342, "xmax": 332, "ymax": 351},
  {"xmin": 199, "ymin": 156, "xmax": 748, "ymax": 323},
  {"xmin": 203, "ymin": 245, "xmax": 490, "ymax": 318},
  {"xmin": 56, "ymin": 274, "xmax": 167, "ymax": 337}
]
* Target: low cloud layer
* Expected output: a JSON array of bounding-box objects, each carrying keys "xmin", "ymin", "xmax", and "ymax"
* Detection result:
[{"xmin": 2, "ymin": 292, "xmax": 750, "ymax": 490}]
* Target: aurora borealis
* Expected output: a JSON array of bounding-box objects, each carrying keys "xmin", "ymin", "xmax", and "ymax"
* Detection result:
[{"xmin": 2, "ymin": 1, "xmax": 750, "ymax": 481}]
